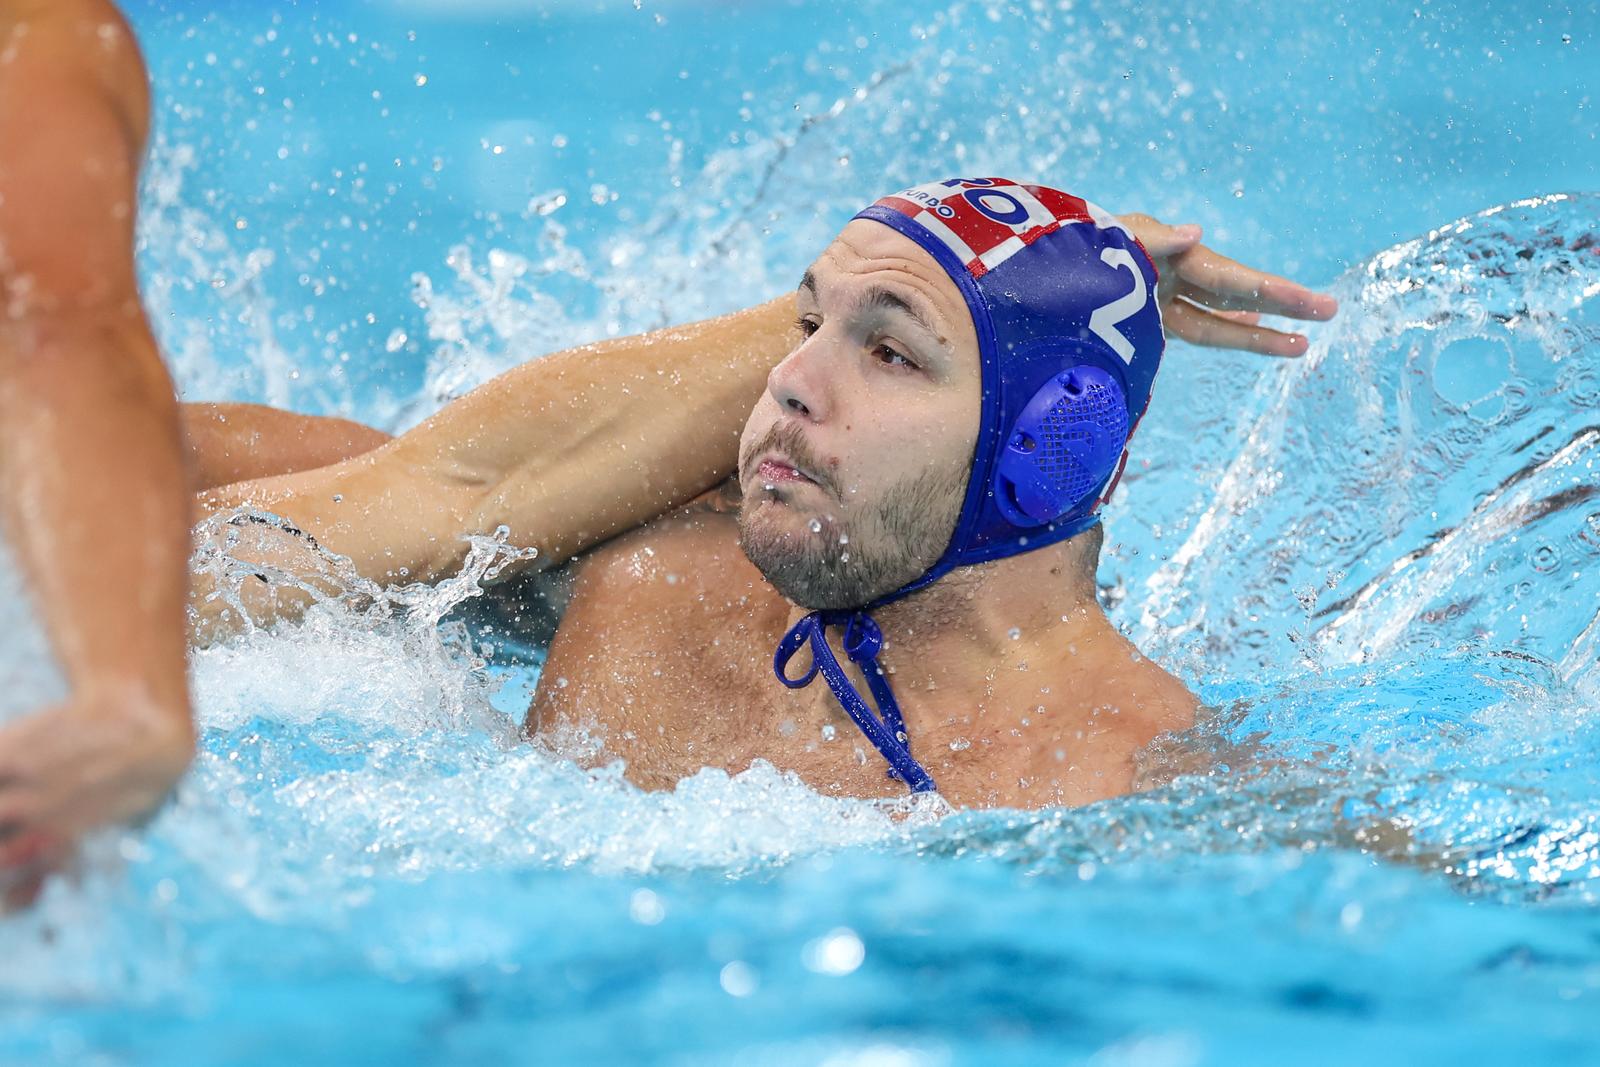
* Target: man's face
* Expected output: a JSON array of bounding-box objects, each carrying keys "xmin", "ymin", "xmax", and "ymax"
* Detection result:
[{"xmin": 737, "ymin": 219, "xmax": 982, "ymax": 610}]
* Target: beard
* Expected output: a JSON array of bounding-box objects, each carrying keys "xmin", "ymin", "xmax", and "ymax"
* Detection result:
[{"xmin": 738, "ymin": 458, "xmax": 967, "ymax": 611}]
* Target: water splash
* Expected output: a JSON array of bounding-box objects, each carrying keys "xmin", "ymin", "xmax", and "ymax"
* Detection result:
[{"xmin": 1133, "ymin": 194, "xmax": 1600, "ymax": 687}]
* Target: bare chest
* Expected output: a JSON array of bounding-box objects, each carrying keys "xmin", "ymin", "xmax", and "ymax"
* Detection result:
[{"xmin": 527, "ymin": 517, "xmax": 1185, "ymax": 808}]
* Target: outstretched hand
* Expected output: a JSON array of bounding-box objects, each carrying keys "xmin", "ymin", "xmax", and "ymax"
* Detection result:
[{"xmin": 1120, "ymin": 213, "xmax": 1339, "ymax": 357}]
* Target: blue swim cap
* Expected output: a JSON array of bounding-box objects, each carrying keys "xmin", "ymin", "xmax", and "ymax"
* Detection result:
[
  {"xmin": 853, "ymin": 177, "xmax": 1165, "ymax": 603},
  {"xmin": 774, "ymin": 178, "xmax": 1165, "ymax": 795}
]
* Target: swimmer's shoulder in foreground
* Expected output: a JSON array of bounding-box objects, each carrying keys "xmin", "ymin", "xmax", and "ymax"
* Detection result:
[{"xmin": 196, "ymin": 181, "xmax": 1337, "ymax": 809}]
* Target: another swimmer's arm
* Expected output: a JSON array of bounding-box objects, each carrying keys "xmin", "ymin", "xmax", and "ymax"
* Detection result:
[
  {"xmin": 182, "ymin": 402, "xmax": 392, "ymax": 490},
  {"xmin": 0, "ymin": 0, "xmax": 193, "ymax": 896},
  {"xmin": 190, "ymin": 295, "xmax": 798, "ymax": 640}
]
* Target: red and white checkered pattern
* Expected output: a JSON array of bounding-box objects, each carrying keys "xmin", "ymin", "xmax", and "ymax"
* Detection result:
[{"xmin": 875, "ymin": 178, "xmax": 1126, "ymax": 280}]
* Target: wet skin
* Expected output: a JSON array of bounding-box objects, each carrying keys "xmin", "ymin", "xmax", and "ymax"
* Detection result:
[
  {"xmin": 527, "ymin": 482, "xmax": 1198, "ymax": 809},
  {"xmin": 528, "ymin": 221, "xmax": 1199, "ymax": 810}
]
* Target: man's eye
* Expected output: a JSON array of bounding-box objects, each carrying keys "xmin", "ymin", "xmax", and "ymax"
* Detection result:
[
  {"xmin": 794, "ymin": 317, "xmax": 819, "ymax": 337},
  {"xmin": 874, "ymin": 344, "xmax": 917, "ymax": 370}
]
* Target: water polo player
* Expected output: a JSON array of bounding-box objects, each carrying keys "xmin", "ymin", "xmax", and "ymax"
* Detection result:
[{"xmin": 192, "ymin": 178, "xmax": 1337, "ymax": 808}]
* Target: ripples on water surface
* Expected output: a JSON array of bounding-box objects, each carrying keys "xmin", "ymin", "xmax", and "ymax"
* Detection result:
[{"xmin": 1, "ymin": 0, "xmax": 1597, "ymax": 1063}]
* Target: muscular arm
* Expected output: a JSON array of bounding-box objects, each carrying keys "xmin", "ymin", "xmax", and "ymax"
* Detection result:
[
  {"xmin": 0, "ymin": 0, "xmax": 192, "ymax": 886},
  {"xmin": 189, "ymin": 213, "xmax": 1333, "ymax": 643},
  {"xmin": 182, "ymin": 402, "xmax": 391, "ymax": 490},
  {"xmin": 192, "ymin": 295, "xmax": 798, "ymax": 641}
]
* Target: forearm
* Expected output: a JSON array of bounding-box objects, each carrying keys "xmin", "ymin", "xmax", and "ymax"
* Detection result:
[
  {"xmin": 182, "ymin": 402, "xmax": 391, "ymax": 490},
  {"xmin": 462, "ymin": 291, "xmax": 800, "ymax": 566},
  {"xmin": 199, "ymin": 292, "xmax": 799, "ymax": 585},
  {"xmin": 0, "ymin": 309, "xmax": 191, "ymax": 715}
]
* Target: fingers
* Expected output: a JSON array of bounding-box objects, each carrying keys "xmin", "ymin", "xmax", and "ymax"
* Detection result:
[
  {"xmin": 1166, "ymin": 298, "xmax": 1312, "ymax": 358},
  {"xmin": 1172, "ymin": 246, "xmax": 1339, "ymax": 321},
  {"xmin": 1119, "ymin": 213, "xmax": 1203, "ymax": 259},
  {"xmin": 1211, "ymin": 309, "xmax": 1262, "ymax": 325},
  {"xmin": 1, "ymin": 869, "xmax": 46, "ymax": 912},
  {"xmin": 0, "ymin": 827, "xmax": 62, "ymax": 869},
  {"xmin": 0, "ymin": 833, "xmax": 68, "ymax": 913}
]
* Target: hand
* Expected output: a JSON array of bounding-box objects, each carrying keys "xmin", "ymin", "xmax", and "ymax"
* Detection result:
[
  {"xmin": 1120, "ymin": 213, "xmax": 1339, "ymax": 357},
  {"xmin": 0, "ymin": 682, "xmax": 194, "ymax": 911}
]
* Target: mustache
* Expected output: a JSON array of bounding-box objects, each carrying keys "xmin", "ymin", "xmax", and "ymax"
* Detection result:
[{"xmin": 741, "ymin": 421, "xmax": 837, "ymax": 496}]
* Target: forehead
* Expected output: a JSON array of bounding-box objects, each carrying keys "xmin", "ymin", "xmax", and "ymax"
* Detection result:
[{"xmin": 806, "ymin": 219, "xmax": 977, "ymax": 351}]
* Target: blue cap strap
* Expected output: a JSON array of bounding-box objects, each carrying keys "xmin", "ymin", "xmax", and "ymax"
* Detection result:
[{"xmin": 773, "ymin": 611, "xmax": 937, "ymax": 794}]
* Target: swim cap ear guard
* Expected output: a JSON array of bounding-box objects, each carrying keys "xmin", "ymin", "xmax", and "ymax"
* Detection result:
[
  {"xmin": 993, "ymin": 357, "xmax": 1129, "ymax": 527},
  {"xmin": 774, "ymin": 178, "xmax": 1165, "ymax": 795}
]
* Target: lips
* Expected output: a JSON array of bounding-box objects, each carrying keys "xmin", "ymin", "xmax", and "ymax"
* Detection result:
[{"xmin": 756, "ymin": 457, "xmax": 812, "ymax": 484}]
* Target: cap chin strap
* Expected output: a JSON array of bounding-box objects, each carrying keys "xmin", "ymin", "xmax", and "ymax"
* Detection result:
[
  {"xmin": 771, "ymin": 511, "xmax": 1106, "ymax": 796},
  {"xmin": 773, "ymin": 610, "xmax": 937, "ymax": 794}
]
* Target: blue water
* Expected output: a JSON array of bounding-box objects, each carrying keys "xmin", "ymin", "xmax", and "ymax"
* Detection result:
[{"xmin": 2, "ymin": 1, "xmax": 1599, "ymax": 1064}]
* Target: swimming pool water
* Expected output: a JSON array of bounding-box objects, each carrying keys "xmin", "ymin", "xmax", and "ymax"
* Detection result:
[{"xmin": 1, "ymin": 1, "xmax": 1598, "ymax": 1064}]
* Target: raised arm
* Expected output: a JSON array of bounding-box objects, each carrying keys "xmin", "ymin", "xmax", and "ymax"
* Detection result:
[
  {"xmin": 191, "ymin": 209, "xmax": 1333, "ymax": 642},
  {"xmin": 182, "ymin": 402, "xmax": 392, "ymax": 490},
  {"xmin": 0, "ymin": 0, "xmax": 192, "ymax": 900},
  {"xmin": 192, "ymin": 294, "xmax": 799, "ymax": 639}
]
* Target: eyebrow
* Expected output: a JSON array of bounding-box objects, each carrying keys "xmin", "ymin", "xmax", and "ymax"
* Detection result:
[{"xmin": 797, "ymin": 269, "xmax": 946, "ymax": 343}]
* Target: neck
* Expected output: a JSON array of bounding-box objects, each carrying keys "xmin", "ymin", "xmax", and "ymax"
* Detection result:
[{"xmin": 784, "ymin": 537, "xmax": 1112, "ymax": 733}]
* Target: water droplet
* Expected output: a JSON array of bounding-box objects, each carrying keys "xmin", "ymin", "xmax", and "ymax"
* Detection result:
[
  {"xmin": 384, "ymin": 328, "xmax": 408, "ymax": 352},
  {"xmin": 821, "ymin": 724, "xmax": 837, "ymax": 741},
  {"xmin": 803, "ymin": 928, "xmax": 865, "ymax": 976},
  {"xmin": 413, "ymin": 73, "xmax": 428, "ymax": 87},
  {"xmin": 629, "ymin": 888, "xmax": 665, "ymax": 924},
  {"xmin": 808, "ymin": 518, "xmax": 823, "ymax": 534},
  {"xmin": 949, "ymin": 737, "xmax": 971, "ymax": 751},
  {"xmin": 1008, "ymin": 627, "xmax": 1022, "ymax": 640},
  {"xmin": 528, "ymin": 191, "xmax": 568, "ymax": 216},
  {"xmin": 720, "ymin": 961, "xmax": 757, "ymax": 997},
  {"xmin": 837, "ymin": 533, "xmax": 849, "ymax": 545}
]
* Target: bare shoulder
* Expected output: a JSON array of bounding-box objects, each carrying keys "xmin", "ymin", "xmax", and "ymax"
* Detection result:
[
  {"xmin": 1078, "ymin": 627, "xmax": 1199, "ymax": 736},
  {"xmin": 528, "ymin": 479, "xmax": 781, "ymax": 742},
  {"xmin": 1129, "ymin": 651, "xmax": 1201, "ymax": 727},
  {"xmin": 569, "ymin": 478, "xmax": 759, "ymax": 605}
]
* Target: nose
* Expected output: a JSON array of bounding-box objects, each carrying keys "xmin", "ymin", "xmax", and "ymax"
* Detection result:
[{"xmin": 766, "ymin": 334, "xmax": 835, "ymax": 422}]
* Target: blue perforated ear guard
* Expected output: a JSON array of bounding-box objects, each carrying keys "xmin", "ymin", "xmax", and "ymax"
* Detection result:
[
  {"xmin": 994, "ymin": 359, "xmax": 1130, "ymax": 528},
  {"xmin": 773, "ymin": 179, "xmax": 1165, "ymax": 795}
]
